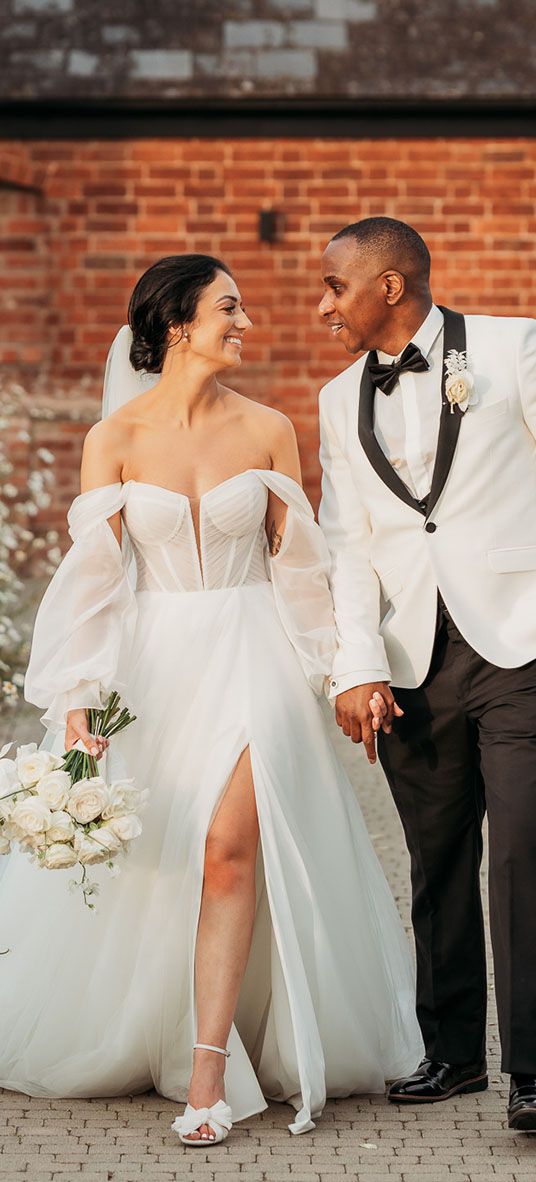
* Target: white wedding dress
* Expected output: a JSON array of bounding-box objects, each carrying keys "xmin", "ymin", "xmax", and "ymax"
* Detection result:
[{"xmin": 0, "ymin": 467, "xmax": 422, "ymax": 1133}]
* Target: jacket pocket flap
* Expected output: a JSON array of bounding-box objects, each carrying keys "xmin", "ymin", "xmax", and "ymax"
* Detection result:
[{"xmin": 488, "ymin": 546, "xmax": 536, "ymax": 573}]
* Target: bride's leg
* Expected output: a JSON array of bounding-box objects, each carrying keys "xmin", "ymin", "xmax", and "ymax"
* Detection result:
[{"xmin": 185, "ymin": 747, "xmax": 259, "ymax": 1141}]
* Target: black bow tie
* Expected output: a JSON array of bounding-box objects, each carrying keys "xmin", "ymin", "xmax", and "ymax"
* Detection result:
[{"xmin": 368, "ymin": 342, "xmax": 430, "ymax": 395}]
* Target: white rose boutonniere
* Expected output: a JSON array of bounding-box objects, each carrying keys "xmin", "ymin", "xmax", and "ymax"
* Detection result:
[{"xmin": 444, "ymin": 350, "xmax": 477, "ymax": 414}]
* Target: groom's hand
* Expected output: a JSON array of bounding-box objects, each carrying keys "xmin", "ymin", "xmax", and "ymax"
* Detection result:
[{"xmin": 335, "ymin": 683, "xmax": 403, "ymax": 764}]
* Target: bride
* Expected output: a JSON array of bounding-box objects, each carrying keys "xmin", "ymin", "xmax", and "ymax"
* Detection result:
[{"xmin": 0, "ymin": 254, "xmax": 422, "ymax": 1144}]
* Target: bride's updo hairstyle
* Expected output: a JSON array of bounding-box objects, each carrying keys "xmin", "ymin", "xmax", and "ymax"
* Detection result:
[{"xmin": 128, "ymin": 253, "xmax": 233, "ymax": 373}]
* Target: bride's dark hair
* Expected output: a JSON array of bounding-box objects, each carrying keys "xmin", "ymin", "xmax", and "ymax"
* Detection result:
[{"xmin": 128, "ymin": 253, "xmax": 233, "ymax": 373}]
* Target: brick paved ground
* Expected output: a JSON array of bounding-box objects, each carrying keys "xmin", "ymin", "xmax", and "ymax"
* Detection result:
[{"xmin": 1, "ymin": 702, "xmax": 535, "ymax": 1182}]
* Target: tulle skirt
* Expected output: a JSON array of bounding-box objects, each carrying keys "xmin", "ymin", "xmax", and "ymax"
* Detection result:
[{"xmin": 0, "ymin": 581, "xmax": 422, "ymax": 1132}]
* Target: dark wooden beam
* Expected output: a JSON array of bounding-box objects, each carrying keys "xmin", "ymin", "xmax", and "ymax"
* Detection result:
[{"xmin": 1, "ymin": 98, "xmax": 535, "ymax": 139}]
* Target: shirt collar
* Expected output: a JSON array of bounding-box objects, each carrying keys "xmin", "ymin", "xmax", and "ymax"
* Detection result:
[{"xmin": 378, "ymin": 304, "xmax": 444, "ymax": 364}]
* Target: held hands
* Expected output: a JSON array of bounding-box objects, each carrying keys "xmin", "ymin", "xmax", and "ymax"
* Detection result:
[
  {"xmin": 65, "ymin": 709, "xmax": 109, "ymax": 761},
  {"xmin": 335, "ymin": 683, "xmax": 404, "ymax": 764}
]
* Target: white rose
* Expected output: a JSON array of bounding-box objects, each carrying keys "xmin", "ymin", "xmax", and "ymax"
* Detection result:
[
  {"xmin": 19, "ymin": 831, "xmax": 47, "ymax": 851},
  {"xmin": 36, "ymin": 770, "xmax": 71, "ymax": 812},
  {"xmin": 105, "ymin": 814, "xmax": 143, "ymax": 843},
  {"xmin": 73, "ymin": 832, "xmax": 109, "ymax": 865},
  {"xmin": 44, "ymin": 841, "xmax": 78, "ymax": 869},
  {"xmin": 102, "ymin": 781, "xmax": 145, "ymax": 819},
  {"xmin": 16, "ymin": 744, "xmax": 64, "ymax": 789},
  {"xmin": 5, "ymin": 824, "xmax": 23, "ymax": 842},
  {"xmin": 0, "ymin": 797, "xmax": 21, "ymax": 842},
  {"xmin": 446, "ymin": 370, "xmax": 474, "ymax": 407},
  {"xmin": 0, "ymin": 757, "xmax": 20, "ymax": 798},
  {"xmin": 86, "ymin": 825, "xmax": 122, "ymax": 857},
  {"xmin": 47, "ymin": 810, "xmax": 76, "ymax": 842},
  {"xmin": 0, "ymin": 796, "xmax": 14, "ymax": 824},
  {"xmin": 0, "ymin": 836, "xmax": 11, "ymax": 855},
  {"xmin": 11, "ymin": 796, "xmax": 52, "ymax": 836},
  {"xmin": 66, "ymin": 777, "xmax": 109, "ymax": 824}
]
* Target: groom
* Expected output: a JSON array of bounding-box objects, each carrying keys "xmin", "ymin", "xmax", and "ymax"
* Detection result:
[{"xmin": 317, "ymin": 216, "xmax": 536, "ymax": 1130}]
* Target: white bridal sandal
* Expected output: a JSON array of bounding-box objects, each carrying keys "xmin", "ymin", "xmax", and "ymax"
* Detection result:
[{"xmin": 171, "ymin": 1043, "xmax": 233, "ymax": 1147}]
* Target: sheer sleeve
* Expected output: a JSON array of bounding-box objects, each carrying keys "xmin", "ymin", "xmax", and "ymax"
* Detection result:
[
  {"xmin": 24, "ymin": 483, "xmax": 138, "ymax": 733},
  {"xmin": 255, "ymin": 471, "xmax": 337, "ymax": 695}
]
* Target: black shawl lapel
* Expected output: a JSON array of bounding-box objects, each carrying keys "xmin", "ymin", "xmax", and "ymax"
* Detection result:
[
  {"xmin": 425, "ymin": 306, "xmax": 466, "ymax": 521},
  {"xmin": 357, "ymin": 306, "xmax": 467, "ymax": 518},
  {"xmin": 357, "ymin": 353, "xmax": 423, "ymax": 514}
]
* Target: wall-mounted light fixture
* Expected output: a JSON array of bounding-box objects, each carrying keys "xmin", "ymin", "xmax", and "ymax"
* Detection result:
[{"xmin": 258, "ymin": 209, "xmax": 285, "ymax": 244}]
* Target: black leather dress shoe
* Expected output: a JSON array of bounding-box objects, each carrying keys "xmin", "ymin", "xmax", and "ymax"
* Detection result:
[
  {"xmin": 508, "ymin": 1075, "xmax": 536, "ymax": 1131},
  {"xmin": 388, "ymin": 1058, "xmax": 488, "ymax": 1103}
]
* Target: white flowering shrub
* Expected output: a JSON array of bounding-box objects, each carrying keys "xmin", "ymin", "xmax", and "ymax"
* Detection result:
[{"xmin": 0, "ymin": 378, "xmax": 61, "ymax": 713}]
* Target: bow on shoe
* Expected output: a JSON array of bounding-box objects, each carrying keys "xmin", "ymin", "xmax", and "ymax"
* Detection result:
[
  {"xmin": 171, "ymin": 1099, "xmax": 233, "ymax": 1142},
  {"xmin": 368, "ymin": 342, "xmax": 430, "ymax": 395}
]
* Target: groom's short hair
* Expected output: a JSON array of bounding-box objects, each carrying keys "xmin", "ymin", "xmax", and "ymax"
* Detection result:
[{"xmin": 331, "ymin": 217, "xmax": 431, "ymax": 284}]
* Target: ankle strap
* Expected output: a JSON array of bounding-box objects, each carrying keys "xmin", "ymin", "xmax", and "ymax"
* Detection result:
[{"xmin": 193, "ymin": 1042, "xmax": 231, "ymax": 1058}]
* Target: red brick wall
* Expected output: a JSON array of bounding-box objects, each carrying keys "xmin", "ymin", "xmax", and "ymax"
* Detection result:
[{"xmin": 1, "ymin": 136, "xmax": 535, "ymax": 522}]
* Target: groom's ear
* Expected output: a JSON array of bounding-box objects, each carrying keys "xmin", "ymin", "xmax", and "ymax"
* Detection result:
[{"xmin": 382, "ymin": 270, "xmax": 405, "ymax": 306}]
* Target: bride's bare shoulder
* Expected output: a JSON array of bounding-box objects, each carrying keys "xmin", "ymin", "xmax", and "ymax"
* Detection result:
[
  {"xmin": 222, "ymin": 385, "xmax": 299, "ymax": 477},
  {"xmin": 223, "ymin": 385, "xmax": 296, "ymax": 444},
  {"xmin": 81, "ymin": 407, "xmax": 136, "ymax": 486},
  {"xmin": 83, "ymin": 409, "xmax": 134, "ymax": 455}
]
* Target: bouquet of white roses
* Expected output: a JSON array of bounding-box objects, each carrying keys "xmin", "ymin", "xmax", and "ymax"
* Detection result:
[{"xmin": 0, "ymin": 692, "xmax": 145, "ymax": 909}]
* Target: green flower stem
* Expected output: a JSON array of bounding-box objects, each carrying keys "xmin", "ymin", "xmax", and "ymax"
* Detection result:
[
  {"xmin": 61, "ymin": 692, "xmax": 136, "ymax": 785},
  {"xmin": 78, "ymin": 865, "xmax": 96, "ymax": 910}
]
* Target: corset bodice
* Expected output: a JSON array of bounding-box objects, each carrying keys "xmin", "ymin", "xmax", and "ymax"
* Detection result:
[{"xmin": 121, "ymin": 472, "xmax": 270, "ymax": 592}]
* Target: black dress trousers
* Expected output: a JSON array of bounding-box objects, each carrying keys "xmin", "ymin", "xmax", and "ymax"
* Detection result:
[{"xmin": 378, "ymin": 598, "xmax": 536, "ymax": 1073}]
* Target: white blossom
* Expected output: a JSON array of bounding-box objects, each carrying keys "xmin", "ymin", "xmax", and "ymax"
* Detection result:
[{"xmin": 36, "ymin": 448, "xmax": 54, "ymax": 464}]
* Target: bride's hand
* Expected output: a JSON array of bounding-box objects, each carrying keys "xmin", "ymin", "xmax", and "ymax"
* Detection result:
[{"xmin": 65, "ymin": 709, "xmax": 109, "ymax": 760}]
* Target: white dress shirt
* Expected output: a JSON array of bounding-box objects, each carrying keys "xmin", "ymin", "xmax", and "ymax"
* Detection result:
[
  {"xmin": 373, "ymin": 304, "xmax": 444, "ymax": 501},
  {"xmin": 328, "ymin": 304, "xmax": 444, "ymax": 697}
]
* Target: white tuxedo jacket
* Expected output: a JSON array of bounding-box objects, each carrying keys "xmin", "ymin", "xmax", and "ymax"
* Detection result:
[{"xmin": 318, "ymin": 309, "xmax": 536, "ymax": 690}]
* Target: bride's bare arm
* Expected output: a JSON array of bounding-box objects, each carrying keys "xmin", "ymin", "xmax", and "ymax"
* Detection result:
[
  {"xmin": 265, "ymin": 413, "xmax": 302, "ymax": 555},
  {"xmin": 64, "ymin": 420, "xmax": 126, "ymax": 756},
  {"xmin": 79, "ymin": 419, "xmax": 126, "ymax": 546}
]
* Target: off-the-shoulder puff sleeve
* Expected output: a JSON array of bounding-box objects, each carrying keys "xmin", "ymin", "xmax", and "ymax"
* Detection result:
[
  {"xmin": 24, "ymin": 483, "xmax": 138, "ymax": 733},
  {"xmin": 254, "ymin": 471, "xmax": 337, "ymax": 696}
]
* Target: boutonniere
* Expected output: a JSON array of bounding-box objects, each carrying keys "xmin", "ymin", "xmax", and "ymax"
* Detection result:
[{"xmin": 444, "ymin": 350, "xmax": 478, "ymax": 414}]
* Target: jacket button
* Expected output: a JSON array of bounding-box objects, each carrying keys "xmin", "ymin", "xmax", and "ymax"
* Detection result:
[
  {"xmin": 330, "ymin": 680, "xmax": 337, "ymax": 688},
  {"xmin": 425, "ymin": 522, "xmax": 437, "ymax": 533}
]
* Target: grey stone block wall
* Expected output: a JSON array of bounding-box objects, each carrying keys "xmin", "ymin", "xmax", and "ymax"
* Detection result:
[{"xmin": 0, "ymin": 0, "xmax": 531, "ymax": 101}]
